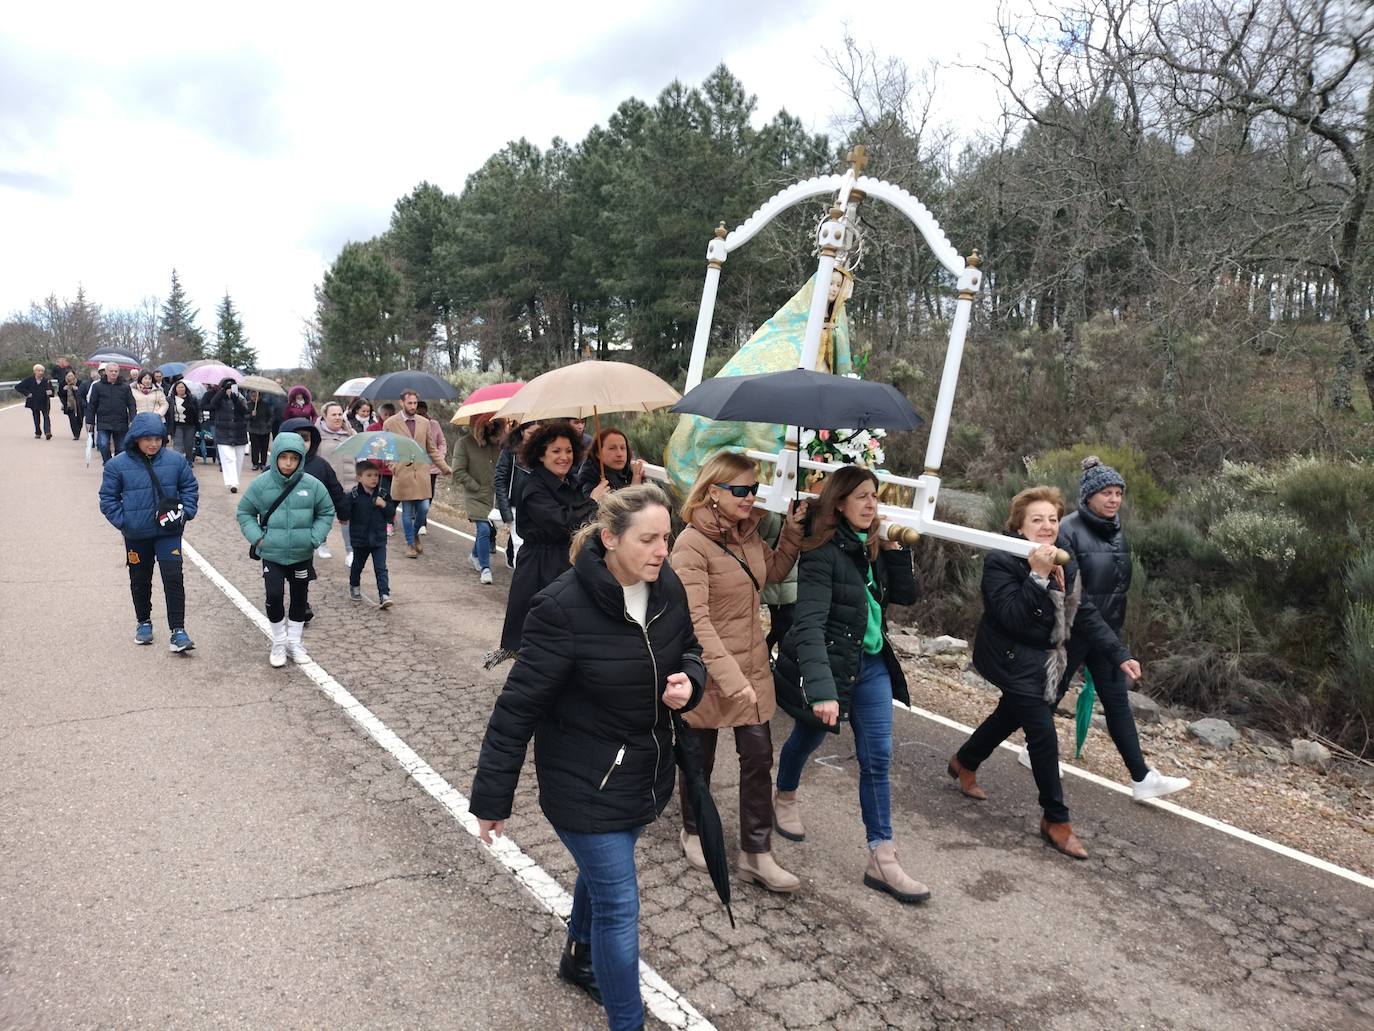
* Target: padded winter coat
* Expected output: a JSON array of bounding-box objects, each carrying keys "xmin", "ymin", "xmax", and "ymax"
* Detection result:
[
  {"xmin": 469, "ymin": 538, "xmax": 706, "ymax": 833},
  {"xmin": 774, "ymin": 522, "xmax": 918, "ymax": 731},
  {"xmin": 235, "ymin": 433, "xmax": 336, "ymax": 565},
  {"xmin": 86, "ymin": 378, "xmax": 136, "ymax": 431},
  {"xmin": 670, "ymin": 506, "xmax": 801, "ymax": 728},
  {"xmin": 207, "ymin": 388, "xmax": 249, "ymax": 447},
  {"xmin": 971, "ymin": 539, "xmax": 1130, "ymax": 702},
  {"xmin": 164, "ymin": 392, "xmax": 200, "ymax": 435},
  {"xmin": 98, "ymin": 412, "xmax": 199, "ymax": 541},
  {"xmin": 132, "ymin": 385, "xmax": 168, "ymax": 418},
  {"xmin": 493, "ymin": 443, "xmax": 530, "ymax": 524},
  {"xmin": 1058, "ymin": 504, "xmax": 1131, "ymax": 632},
  {"xmin": 342, "ymin": 484, "xmax": 397, "ymax": 549},
  {"xmin": 279, "ymin": 418, "xmax": 347, "ymax": 518}
]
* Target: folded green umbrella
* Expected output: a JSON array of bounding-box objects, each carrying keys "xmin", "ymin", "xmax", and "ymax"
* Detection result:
[{"xmin": 1074, "ymin": 669, "xmax": 1097, "ymax": 759}]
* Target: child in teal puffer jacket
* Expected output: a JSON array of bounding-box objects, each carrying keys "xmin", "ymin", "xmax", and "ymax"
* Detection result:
[{"xmin": 236, "ymin": 432, "xmax": 335, "ymax": 667}]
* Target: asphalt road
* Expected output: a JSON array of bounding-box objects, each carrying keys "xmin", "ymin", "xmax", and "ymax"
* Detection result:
[{"xmin": 2, "ymin": 403, "xmax": 1371, "ymax": 1031}]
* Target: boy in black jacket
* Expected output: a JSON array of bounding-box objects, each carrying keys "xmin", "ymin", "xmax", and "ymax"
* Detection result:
[{"xmin": 344, "ymin": 461, "xmax": 396, "ymax": 609}]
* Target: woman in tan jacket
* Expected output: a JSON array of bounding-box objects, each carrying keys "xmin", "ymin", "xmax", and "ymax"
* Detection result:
[{"xmin": 671, "ymin": 450, "xmax": 806, "ymax": 893}]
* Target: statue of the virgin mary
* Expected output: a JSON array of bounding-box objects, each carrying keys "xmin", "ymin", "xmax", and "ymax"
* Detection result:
[{"xmin": 665, "ymin": 266, "xmax": 856, "ymax": 494}]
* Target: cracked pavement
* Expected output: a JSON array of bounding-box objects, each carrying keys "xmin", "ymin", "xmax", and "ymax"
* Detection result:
[{"xmin": 2, "ymin": 408, "xmax": 1371, "ymax": 1030}]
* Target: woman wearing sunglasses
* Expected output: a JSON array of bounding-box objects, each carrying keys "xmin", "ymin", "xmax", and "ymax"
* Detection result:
[
  {"xmin": 670, "ymin": 451, "xmax": 806, "ymax": 892},
  {"xmin": 773, "ymin": 465, "xmax": 930, "ymax": 904}
]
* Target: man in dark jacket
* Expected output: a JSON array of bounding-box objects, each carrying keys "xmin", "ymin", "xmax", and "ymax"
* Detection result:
[
  {"xmin": 15, "ymin": 363, "xmax": 56, "ymax": 439},
  {"xmin": 1055, "ymin": 457, "xmax": 1190, "ymax": 801},
  {"xmin": 98, "ymin": 412, "xmax": 199, "ymax": 651},
  {"xmin": 86, "ymin": 364, "xmax": 136, "ymax": 463}
]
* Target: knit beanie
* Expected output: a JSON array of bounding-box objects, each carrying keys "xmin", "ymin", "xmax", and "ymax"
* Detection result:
[{"xmin": 1080, "ymin": 455, "xmax": 1126, "ymax": 505}]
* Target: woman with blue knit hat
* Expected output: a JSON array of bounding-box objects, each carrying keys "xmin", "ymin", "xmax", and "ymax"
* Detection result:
[{"xmin": 1045, "ymin": 456, "xmax": 1189, "ymax": 801}]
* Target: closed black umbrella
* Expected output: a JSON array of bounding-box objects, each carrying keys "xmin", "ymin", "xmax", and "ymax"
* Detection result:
[
  {"xmin": 671, "ymin": 368, "xmax": 922, "ymax": 431},
  {"xmin": 672, "ymin": 712, "xmax": 735, "ymax": 929},
  {"xmin": 360, "ymin": 370, "xmax": 459, "ymax": 401}
]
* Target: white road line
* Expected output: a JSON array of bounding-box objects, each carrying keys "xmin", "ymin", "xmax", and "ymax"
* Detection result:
[
  {"xmin": 894, "ymin": 699, "xmax": 1374, "ymax": 891},
  {"xmin": 424, "ymin": 516, "xmax": 476, "ymax": 542},
  {"xmin": 180, "ymin": 539, "xmax": 717, "ymax": 1030},
  {"xmin": 0, "ymin": 402, "xmax": 23, "ymax": 413}
]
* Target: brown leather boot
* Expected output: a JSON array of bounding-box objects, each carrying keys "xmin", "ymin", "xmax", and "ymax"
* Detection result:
[
  {"xmin": 863, "ymin": 842, "xmax": 931, "ymax": 903},
  {"xmin": 773, "ymin": 790, "xmax": 804, "ymax": 841},
  {"xmin": 1040, "ymin": 818, "xmax": 1089, "ymax": 860},
  {"xmin": 414, "ymin": 536, "xmax": 424, "ymax": 554},
  {"xmin": 737, "ymin": 850, "xmax": 800, "ymax": 893},
  {"xmin": 405, "ymin": 544, "xmax": 419, "ymax": 559},
  {"xmin": 947, "ymin": 756, "xmax": 987, "ymax": 800}
]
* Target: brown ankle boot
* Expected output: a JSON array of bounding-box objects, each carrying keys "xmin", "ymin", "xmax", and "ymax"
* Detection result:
[
  {"xmin": 863, "ymin": 843, "xmax": 931, "ymax": 903},
  {"xmin": 773, "ymin": 790, "xmax": 804, "ymax": 841},
  {"xmin": 947, "ymin": 756, "xmax": 987, "ymax": 800},
  {"xmin": 1040, "ymin": 818, "xmax": 1089, "ymax": 860}
]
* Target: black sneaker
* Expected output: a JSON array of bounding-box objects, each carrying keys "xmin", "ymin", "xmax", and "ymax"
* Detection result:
[{"xmin": 349, "ymin": 585, "xmax": 362, "ymax": 602}]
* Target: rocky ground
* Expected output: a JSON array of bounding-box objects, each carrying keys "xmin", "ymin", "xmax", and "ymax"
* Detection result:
[{"xmin": 889, "ymin": 631, "xmax": 1374, "ymax": 878}]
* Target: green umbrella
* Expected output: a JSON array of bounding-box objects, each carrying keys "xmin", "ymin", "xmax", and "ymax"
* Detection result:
[
  {"xmin": 334, "ymin": 431, "xmax": 430, "ymax": 465},
  {"xmin": 1074, "ymin": 669, "xmax": 1097, "ymax": 759}
]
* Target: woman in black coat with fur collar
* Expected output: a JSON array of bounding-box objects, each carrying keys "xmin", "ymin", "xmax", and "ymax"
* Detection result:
[
  {"xmin": 949, "ymin": 485, "xmax": 1135, "ymax": 860},
  {"xmin": 471, "ymin": 485, "xmax": 704, "ymax": 1031}
]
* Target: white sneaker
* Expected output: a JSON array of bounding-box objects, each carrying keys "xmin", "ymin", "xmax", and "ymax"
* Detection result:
[
  {"xmin": 418, "ymin": 525, "xmax": 428, "ymax": 536},
  {"xmin": 345, "ymin": 549, "xmax": 354, "ymax": 566},
  {"xmin": 317, "ymin": 544, "xmax": 332, "ymax": 559},
  {"xmin": 480, "ymin": 568, "xmax": 493, "ymax": 585},
  {"xmin": 1018, "ymin": 745, "xmax": 1063, "ymax": 773},
  {"xmin": 1132, "ymin": 769, "xmax": 1191, "ymax": 801},
  {"xmin": 469, "ymin": 554, "xmax": 482, "ymax": 573}
]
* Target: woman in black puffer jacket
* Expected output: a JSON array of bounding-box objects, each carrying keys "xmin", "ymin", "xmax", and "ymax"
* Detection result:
[
  {"xmin": 949, "ymin": 485, "xmax": 1134, "ymax": 861},
  {"xmin": 206, "ymin": 377, "xmax": 250, "ymax": 492},
  {"xmin": 1057, "ymin": 457, "xmax": 1189, "ymax": 802},
  {"xmin": 471, "ymin": 485, "xmax": 704, "ymax": 1031},
  {"xmin": 773, "ymin": 466, "xmax": 930, "ymax": 905}
]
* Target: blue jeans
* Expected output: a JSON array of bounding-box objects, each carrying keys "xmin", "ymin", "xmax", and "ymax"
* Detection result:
[
  {"xmin": 555, "ymin": 825, "xmax": 644, "ymax": 1031},
  {"xmin": 776, "ymin": 653, "xmax": 894, "ymax": 848},
  {"xmin": 401, "ymin": 498, "xmax": 430, "ymax": 545},
  {"xmin": 95, "ymin": 427, "xmax": 120, "ymax": 463},
  {"xmin": 471, "ymin": 519, "xmax": 496, "ymax": 570}
]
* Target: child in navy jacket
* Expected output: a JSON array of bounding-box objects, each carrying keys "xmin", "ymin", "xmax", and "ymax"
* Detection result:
[{"xmin": 344, "ymin": 460, "xmax": 397, "ymax": 609}]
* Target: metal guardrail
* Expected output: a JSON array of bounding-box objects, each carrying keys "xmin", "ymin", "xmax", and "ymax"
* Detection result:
[{"xmin": 0, "ymin": 380, "xmax": 19, "ymax": 401}]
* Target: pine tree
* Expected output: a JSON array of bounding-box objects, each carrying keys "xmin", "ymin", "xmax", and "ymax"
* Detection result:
[
  {"xmin": 213, "ymin": 292, "xmax": 257, "ymax": 372},
  {"xmin": 158, "ymin": 269, "xmax": 206, "ymax": 361}
]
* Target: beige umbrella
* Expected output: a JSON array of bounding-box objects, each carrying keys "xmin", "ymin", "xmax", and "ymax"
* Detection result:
[
  {"xmin": 494, "ymin": 360, "xmax": 681, "ymax": 476},
  {"xmin": 239, "ymin": 374, "xmax": 287, "ymax": 396}
]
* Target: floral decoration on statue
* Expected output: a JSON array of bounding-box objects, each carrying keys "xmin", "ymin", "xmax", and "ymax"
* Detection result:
[{"xmin": 799, "ymin": 371, "xmax": 887, "ymax": 469}]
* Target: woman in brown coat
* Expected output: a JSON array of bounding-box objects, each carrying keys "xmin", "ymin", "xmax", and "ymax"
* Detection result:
[{"xmin": 671, "ymin": 450, "xmax": 806, "ymax": 893}]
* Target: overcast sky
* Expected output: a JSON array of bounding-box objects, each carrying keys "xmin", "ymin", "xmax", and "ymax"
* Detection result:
[{"xmin": 1, "ymin": 1, "xmax": 1015, "ymax": 368}]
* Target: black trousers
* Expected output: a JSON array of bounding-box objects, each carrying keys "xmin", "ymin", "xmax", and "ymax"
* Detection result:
[
  {"xmin": 263, "ymin": 560, "xmax": 312, "ymax": 622},
  {"xmin": 766, "ymin": 603, "xmax": 795, "ymax": 657},
  {"xmin": 1057, "ymin": 638, "xmax": 1149, "ymax": 781},
  {"xmin": 126, "ymin": 537, "xmax": 186, "ymax": 629},
  {"xmin": 679, "ymin": 723, "xmax": 775, "ymax": 853},
  {"xmin": 65, "ymin": 409, "xmax": 83, "ymax": 439},
  {"xmin": 957, "ymin": 690, "xmax": 1070, "ymax": 824},
  {"xmin": 249, "ymin": 432, "xmax": 271, "ymax": 468},
  {"xmin": 30, "ymin": 405, "xmax": 51, "ymax": 436}
]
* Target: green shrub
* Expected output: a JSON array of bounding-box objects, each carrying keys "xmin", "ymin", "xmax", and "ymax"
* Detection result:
[
  {"xmin": 1344, "ymin": 547, "xmax": 1374, "ymax": 603},
  {"xmin": 1333, "ymin": 600, "xmax": 1374, "ymax": 729},
  {"xmin": 624, "ymin": 409, "xmax": 679, "ymax": 468},
  {"xmin": 1028, "ymin": 443, "xmax": 1171, "ymax": 516},
  {"xmin": 1276, "ymin": 457, "xmax": 1374, "ymax": 537},
  {"xmin": 1176, "ymin": 460, "xmax": 1278, "ymax": 531},
  {"xmin": 1131, "ymin": 513, "xmax": 1221, "ymax": 570}
]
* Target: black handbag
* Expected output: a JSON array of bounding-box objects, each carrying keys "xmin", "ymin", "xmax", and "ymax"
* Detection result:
[{"xmin": 248, "ymin": 478, "xmax": 299, "ymax": 560}]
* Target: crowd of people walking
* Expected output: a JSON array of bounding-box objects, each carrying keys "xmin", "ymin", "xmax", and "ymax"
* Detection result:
[{"xmin": 17, "ymin": 358, "xmax": 1190, "ymax": 1031}]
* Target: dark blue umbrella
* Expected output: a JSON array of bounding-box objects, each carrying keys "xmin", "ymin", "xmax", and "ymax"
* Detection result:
[
  {"xmin": 359, "ymin": 370, "xmax": 458, "ymax": 401},
  {"xmin": 158, "ymin": 362, "xmax": 188, "ymax": 377},
  {"xmin": 671, "ymin": 368, "xmax": 922, "ymax": 431}
]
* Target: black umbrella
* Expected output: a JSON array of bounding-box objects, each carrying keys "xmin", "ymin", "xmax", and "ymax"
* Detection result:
[
  {"xmin": 359, "ymin": 370, "xmax": 459, "ymax": 401},
  {"xmin": 671, "ymin": 368, "xmax": 922, "ymax": 431},
  {"xmin": 671, "ymin": 712, "xmax": 734, "ymax": 929}
]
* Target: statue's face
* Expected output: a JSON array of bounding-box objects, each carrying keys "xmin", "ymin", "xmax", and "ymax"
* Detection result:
[{"xmin": 828, "ymin": 270, "xmax": 851, "ymax": 304}]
